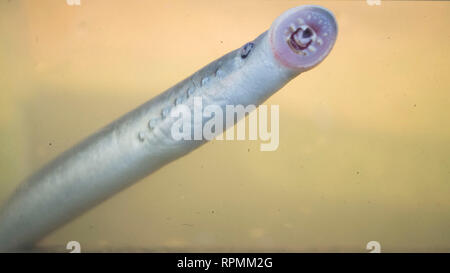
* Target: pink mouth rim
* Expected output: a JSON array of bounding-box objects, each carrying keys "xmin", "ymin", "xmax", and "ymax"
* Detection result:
[{"xmin": 269, "ymin": 5, "xmax": 338, "ymax": 71}]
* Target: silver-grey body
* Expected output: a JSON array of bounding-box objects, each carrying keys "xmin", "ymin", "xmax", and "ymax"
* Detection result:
[{"xmin": 0, "ymin": 31, "xmax": 299, "ymax": 251}]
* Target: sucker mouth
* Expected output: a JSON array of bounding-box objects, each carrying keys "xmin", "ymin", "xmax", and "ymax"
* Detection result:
[
  {"xmin": 287, "ymin": 25, "xmax": 317, "ymax": 55},
  {"xmin": 269, "ymin": 5, "xmax": 338, "ymax": 70}
]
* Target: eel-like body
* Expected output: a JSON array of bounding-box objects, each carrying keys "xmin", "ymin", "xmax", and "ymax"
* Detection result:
[{"xmin": 0, "ymin": 5, "xmax": 337, "ymax": 251}]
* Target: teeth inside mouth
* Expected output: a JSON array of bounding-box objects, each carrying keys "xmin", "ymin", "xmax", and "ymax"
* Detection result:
[{"xmin": 287, "ymin": 24, "xmax": 317, "ymax": 55}]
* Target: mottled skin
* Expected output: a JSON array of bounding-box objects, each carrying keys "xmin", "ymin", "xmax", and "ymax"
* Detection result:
[{"xmin": 0, "ymin": 5, "xmax": 337, "ymax": 251}]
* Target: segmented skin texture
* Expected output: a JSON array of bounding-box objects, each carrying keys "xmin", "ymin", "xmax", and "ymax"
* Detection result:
[{"xmin": 0, "ymin": 5, "xmax": 337, "ymax": 251}]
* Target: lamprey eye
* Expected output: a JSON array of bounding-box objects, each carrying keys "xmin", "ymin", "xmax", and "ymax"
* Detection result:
[{"xmin": 240, "ymin": 42, "xmax": 255, "ymax": 59}]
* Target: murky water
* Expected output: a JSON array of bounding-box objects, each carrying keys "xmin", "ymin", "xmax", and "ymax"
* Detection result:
[{"xmin": 0, "ymin": 0, "xmax": 449, "ymax": 252}]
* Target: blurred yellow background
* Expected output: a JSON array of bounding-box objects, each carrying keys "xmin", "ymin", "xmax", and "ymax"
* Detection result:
[{"xmin": 0, "ymin": 0, "xmax": 449, "ymax": 252}]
